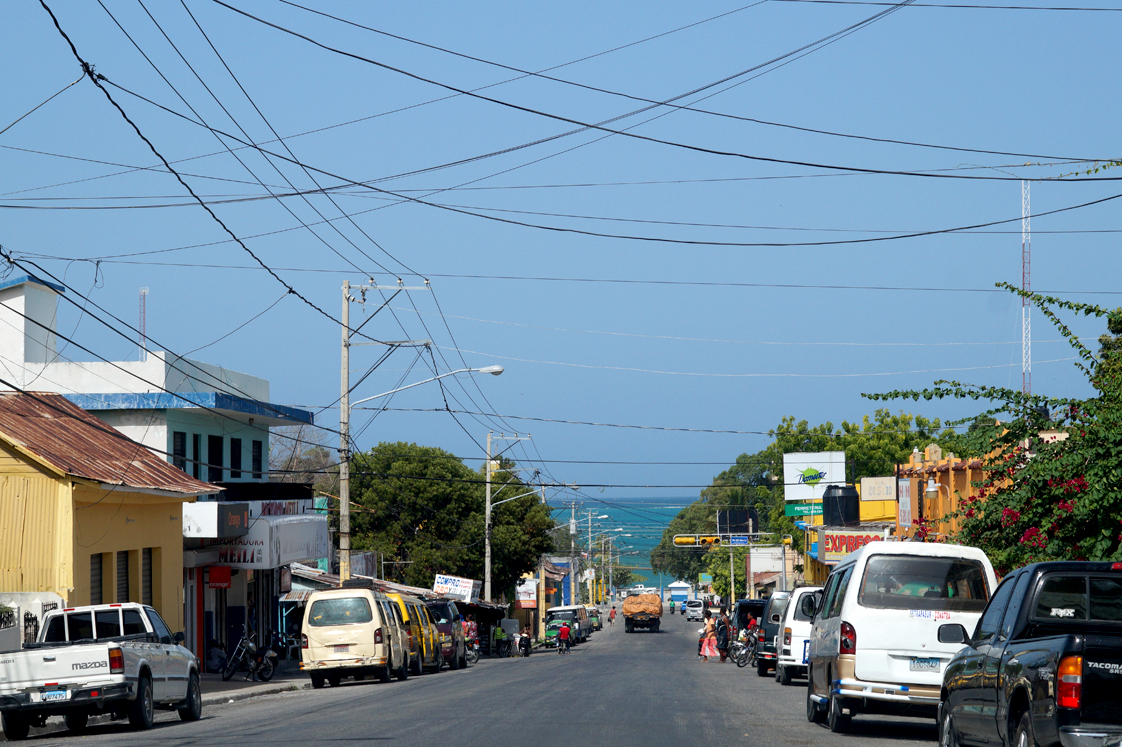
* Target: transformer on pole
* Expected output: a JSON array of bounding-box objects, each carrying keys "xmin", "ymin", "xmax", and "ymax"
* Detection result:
[{"xmin": 1022, "ymin": 181, "xmax": 1031, "ymax": 396}]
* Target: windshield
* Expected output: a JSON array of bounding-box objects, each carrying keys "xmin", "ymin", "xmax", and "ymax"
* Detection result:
[
  {"xmin": 547, "ymin": 610, "xmax": 576, "ymax": 623},
  {"xmin": 766, "ymin": 597, "xmax": 790, "ymax": 625},
  {"xmin": 686, "ymin": 601, "xmax": 703, "ymax": 608},
  {"xmin": 427, "ymin": 603, "xmax": 455, "ymax": 624},
  {"xmin": 859, "ymin": 555, "xmax": 990, "ymax": 612},
  {"xmin": 309, "ymin": 597, "xmax": 373, "ymax": 627}
]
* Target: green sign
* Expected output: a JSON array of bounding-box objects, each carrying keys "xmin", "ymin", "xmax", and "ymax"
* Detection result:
[
  {"xmin": 785, "ymin": 503, "xmax": 823, "ymax": 517},
  {"xmin": 698, "ymin": 573, "xmax": 714, "ymax": 584}
]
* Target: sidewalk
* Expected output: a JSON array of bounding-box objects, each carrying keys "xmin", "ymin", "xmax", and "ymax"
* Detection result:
[{"xmin": 1, "ymin": 660, "xmax": 309, "ymax": 742}]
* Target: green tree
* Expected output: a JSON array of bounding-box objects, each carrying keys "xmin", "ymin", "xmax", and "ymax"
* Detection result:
[
  {"xmin": 348, "ymin": 442, "xmax": 555, "ymax": 597},
  {"xmin": 867, "ymin": 287, "xmax": 1122, "ymax": 571}
]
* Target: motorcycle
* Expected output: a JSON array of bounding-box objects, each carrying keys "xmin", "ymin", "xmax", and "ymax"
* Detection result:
[
  {"xmin": 221, "ymin": 625, "xmax": 277, "ymax": 682},
  {"xmin": 517, "ymin": 633, "xmax": 532, "ymax": 657},
  {"xmin": 465, "ymin": 637, "xmax": 480, "ymax": 665}
]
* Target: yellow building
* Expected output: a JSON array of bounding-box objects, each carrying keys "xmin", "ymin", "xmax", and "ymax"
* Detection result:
[
  {"xmin": 896, "ymin": 444, "xmax": 986, "ymax": 541},
  {"xmin": 0, "ymin": 392, "xmax": 217, "ymax": 632}
]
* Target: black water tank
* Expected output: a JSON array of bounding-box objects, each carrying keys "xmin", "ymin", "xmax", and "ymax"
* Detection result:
[{"xmin": 823, "ymin": 485, "xmax": 860, "ymax": 527}]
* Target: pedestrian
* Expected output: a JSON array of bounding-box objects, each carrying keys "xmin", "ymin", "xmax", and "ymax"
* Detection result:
[
  {"xmin": 608, "ymin": 607, "xmax": 616, "ymax": 627},
  {"xmin": 717, "ymin": 610, "xmax": 730, "ymax": 663},
  {"xmin": 700, "ymin": 610, "xmax": 719, "ymax": 662},
  {"xmin": 558, "ymin": 619, "xmax": 572, "ymax": 655}
]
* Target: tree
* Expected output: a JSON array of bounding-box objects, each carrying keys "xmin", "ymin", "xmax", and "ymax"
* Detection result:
[
  {"xmin": 347, "ymin": 442, "xmax": 555, "ymax": 597},
  {"xmin": 270, "ymin": 424, "xmax": 338, "ymax": 496},
  {"xmin": 867, "ymin": 286, "xmax": 1122, "ymax": 571}
]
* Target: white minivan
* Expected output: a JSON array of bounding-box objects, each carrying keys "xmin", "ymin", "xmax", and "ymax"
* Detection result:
[
  {"xmin": 301, "ymin": 584, "xmax": 408, "ymax": 688},
  {"xmin": 775, "ymin": 585, "xmax": 822, "ymax": 686},
  {"xmin": 806, "ymin": 541, "xmax": 996, "ymax": 733}
]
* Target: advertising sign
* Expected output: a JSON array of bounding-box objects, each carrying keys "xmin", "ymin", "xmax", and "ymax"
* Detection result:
[
  {"xmin": 782, "ymin": 452, "xmax": 846, "ymax": 502},
  {"xmin": 817, "ymin": 528, "xmax": 883, "ymax": 564},
  {"xmin": 860, "ymin": 476, "xmax": 896, "ymax": 502},
  {"xmin": 214, "ymin": 514, "xmax": 329, "ymax": 569},
  {"xmin": 433, "ymin": 574, "xmax": 482, "ymax": 604},
  {"xmin": 898, "ymin": 478, "xmax": 913, "ymax": 529},
  {"xmin": 208, "ymin": 566, "xmax": 232, "ymax": 589},
  {"xmin": 182, "ymin": 502, "xmax": 250, "ymax": 539},
  {"xmin": 698, "ymin": 573, "xmax": 714, "ymax": 585},
  {"xmin": 784, "ymin": 502, "xmax": 823, "ymax": 517},
  {"xmin": 515, "ymin": 578, "xmax": 538, "ymax": 609}
]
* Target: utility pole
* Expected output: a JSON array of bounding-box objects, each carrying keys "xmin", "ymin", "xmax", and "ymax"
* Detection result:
[
  {"xmin": 729, "ymin": 545, "xmax": 736, "ymax": 606},
  {"xmin": 483, "ymin": 432, "xmax": 529, "ymax": 602},
  {"xmin": 570, "ymin": 504, "xmax": 577, "ymax": 605},
  {"xmin": 1022, "ymin": 180, "xmax": 1032, "ymax": 396}
]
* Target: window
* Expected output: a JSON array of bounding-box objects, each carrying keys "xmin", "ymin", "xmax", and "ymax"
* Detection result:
[
  {"xmin": 122, "ymin": 609, "xmax": 146, "ymax": 636},
  {"xmin": 309, "ymin": 597, "xmax": 373, "ymax": 627},
  {"xmin": 172, "ymin": 431, "xmax": 187, "ymax": 472},
  {"xmin": 141, "ymin": 548, "xmax": 153, "ymax": 606},
  {"xmin": 192, "ymin": 434, "xmax": 201, "ymax": 479},
  {"xmin": 67, "ymin": 612, "xmax": 94, "ymax": 641},
  {"xmin": 95, "ymin": 609, "xmax": 121, "ymax": 639},
  {"xmin": 427, "ymin": 602, "xmax": 455, "ymax": 624},
  {"xmin": 828, "ymin": 567, "xmax": 853, "ymax": 619},
  {"xmin": 1091, "ymin": 577, "xmax": 1122, "ymax": 621},
  {"xmin": 252, "ymin": 440, "xmax": 263, "ymax": 479},
  {"xmin": 819, "ymin": 573, "xmax": 843, "ymax": 621},
  {"xmin": 858, "ymin": 555, "xmax": 990, "ymax": 612},
  {"xmin": 230, "ymin": 438, "xmax": 242, "ymax": 479},
  {"xmin": 90, "ymin": 553, "xmax": 103, "ymax": 606},
  {"xmin": 146, "ymin": 607, "xmax": 173, "ymax": 644},
  {"xmin": 43, "ymin": 616, "xmax": 65, "ymax": 643},
  {"xmin": 1034, "ymin": 575, "xmax": 1088, "ymax": 621},
  {"xmin": 1000, "ymin": 572, "xmax": 1033, "ymax": 641},
  {"xmin": 116, "ymin": 551, "xmax": 129, "ymax": 603},
  {"xmin": 208, "ymin": 435, "xmax": 224, "ymax": 482},
  {"xmin": 974, "ymin": 576, "xmax": 1017, "ymax": 643}
]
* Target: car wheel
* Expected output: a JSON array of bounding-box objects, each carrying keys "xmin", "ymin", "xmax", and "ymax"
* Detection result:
[
  {"xmin": 757, "ymin": 658, "xmax": 769, "ymax": 677},
  {"xmin": 806, "ymin": 675, "xmax": 825, "ymax": 724},
  {"xmin": 940, "ymin": 704, "xmax": 961, "ymax": 747},
  {"xmin": 430, "ymin": 651, "xmax": 444, "ymax": 673},
  {"xmin": 450, "ymin": 647, "xmax": 461, "ymax": 669},
  {"xmin": 411, "ymin": 653, "xmax": 423, "ymax": 676},
  {"xmin": 65, "ymin": 711, "xmax": 89, "ymax": 733},
  {"xmin": 311, "ymin": 673, "xmax": 326, "ymax": 689},
  {"xmin": 396, "ymin": 655, "xmax": 409, "ymax": 681},
  {"xmin": 828, "ymin": 690, "xmax": 851, "ymax": 733},
  {"xmin": 178, "ymin": 672, "xmax": 203, "ymax": 722},
  {"xmin": 378, "ymin": 665, "xmax": 391, "ymax": 683},
  {"xmin": 1, "ymin": 712, "xmax": 30, "ymax": 741},
  {"xmin": 459, "ymin": 647, "xmax": 468, "ymax": 669},
  {"xmin": 779, "ymin": 665, "xmax": 793, "ymax": 686},
  {"xmin": 128, "ymin": 675, "xmax": 155, "ymax": 730},
  {"xmin": 1015, "ymin": 712, "xmax": 1036, "ymax": 747}
]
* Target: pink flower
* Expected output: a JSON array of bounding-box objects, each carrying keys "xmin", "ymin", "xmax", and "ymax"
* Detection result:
[{"xmin": 1001, "ymin": 508, "xmax": 1021, "ymax": 527}]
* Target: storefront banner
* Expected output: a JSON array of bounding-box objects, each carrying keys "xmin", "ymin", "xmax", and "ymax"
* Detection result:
[
  {"xmin": 515, "ymin": 578, "xmax": 538, "ymax": 609},
  {"xmin": 860, "ymin": 476, "xmax": 896, "ymax": 502},
  {"xmin": 817, "ymin": 528, "xmax": 883, "ymax": 564},
  {"xmin": 898, "ymin": 479, "xmax": 913, "ymax": 529},
  {"xmin": 783, "ymin": 452, "xmax": 846, "ymax": 502},
  {"xmin": 249, "ymin": 498, "xmax": 315, "ymax": 518},
  {"xmin": 432, "ymin": 574, "xmax": 481, "ymax": 603},
  {"xmin": 214, "ymin": 514, "xmax": 329, "ymax": 569},
  {"xmin": 182, "ymin": 502, "xmax": 250, "ymax": 539}
]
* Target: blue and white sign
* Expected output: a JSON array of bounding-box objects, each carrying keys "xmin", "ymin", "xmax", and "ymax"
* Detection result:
[{"xmin": 728, "ymin": 536, "xmax": 749, "ymax": 546}]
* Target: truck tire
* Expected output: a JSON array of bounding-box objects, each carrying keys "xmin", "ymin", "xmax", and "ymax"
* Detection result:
[
  {"xmin": 65, "ymin": 711, "xmax": 89, "ymax": 733},
  {"xmin": 396, "ymin": 655, "xmax": 409, "ymax": 681},
  {"xmin": 178, "ymin": 672, "xmax": 203, "ymax": 722},
  {"xmin": 757, "ymin": 658, "xmax": 769, "ymax": 677},
  {"xmin": 807, "ymin": 677, "xmax": 825, "ymax": 724},
  {"xmin": 1, "ymin": 712, "xmax": 30, "ymax": 741},
  {"xmin": 652, "ymin": 620, "xmax": 660, "ymax": 633},
  {"xmin": 378, "ymin": 665, "xmax": 391, "ymax": 683},
  {"xmin": 828, "ymin": 691, "xmax": 851, "ymax": 733},
  {"xmin": 128, "ymin": 675, "xmax": 155, "ymax": 730},
  {"xmin": 311, "ymin": 673, "xmax": 326, "ymax": 689},
  {"xmin": 1014, "ymin": 712, "xmax": 1036, "ymax": 747},
  {"xmin": 779, "ymin": 665, "xmax": 793, "ymax": 686},
  {"xmin": 450, "ymin": 647, "xmax": 461, "ymax": 669}
]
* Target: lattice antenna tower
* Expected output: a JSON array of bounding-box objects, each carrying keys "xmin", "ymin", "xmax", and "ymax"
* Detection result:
[
  {"xmin": 1022, "ymin": 181, "xmax": 1031, "ymax": 395},
  {"xmin": 139, "ymin": 287, "xmax": 149, "ymax": 362}
]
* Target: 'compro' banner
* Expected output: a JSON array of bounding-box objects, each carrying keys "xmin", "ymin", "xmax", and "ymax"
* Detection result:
[
  {"xmin": 783, "ymin": 452, "xmax": 846, "ymax": 502},
  {"xmin": 433, "ymin": 574, "xmax": 482, "ymax": 603}
]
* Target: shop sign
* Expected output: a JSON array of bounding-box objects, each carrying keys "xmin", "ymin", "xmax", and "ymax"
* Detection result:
[
  {"xmin": 785, "ymin": 502, "xmax": 822, "ymax": 517},
  {"xmin": 249, "ymin": 499, "xmax": 314, "ymax": 518},
  {"xmin": 182, "ymin": 502, "xmax": 250, "ymax": 539},
  {"xmin": 898, "ymin": 479, "xmax": 913, "ymax": 529},
  {"xmin": 515, "ymin": 578, "xmax": 538, "ymax": 609},
  {"xmin": 698, "ymin": 573, "xmax": 713, "ymax": 585},
  {"xmin": 818, "ymin": 528, "xmax": 882, "ymax": 564},
  {"xmin": 214, "ymin": 514, "xmax": 329, "ymax": 569},
  {"xmin": 208, "ymin": 566, "xmax": 232, "ymax": 589},
  {"xmin": 433, "ymin": 574, "xmax": 481, "ymax": 603},
  {"xmin": 783, "ymin": 452, "xmax": 846, "ymax": 503}
]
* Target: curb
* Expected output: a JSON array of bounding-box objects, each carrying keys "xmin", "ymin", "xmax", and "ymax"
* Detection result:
[{"xmin": 0, "ymin": 681, "xmax": 310, "ymax": 742}]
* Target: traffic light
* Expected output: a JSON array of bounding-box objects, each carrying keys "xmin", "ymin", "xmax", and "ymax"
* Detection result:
[
  {"xmin": 698, "ymin": 536, "xmax": 722, "ymax": 547},
  {"xmin": 673, "ymin": 535, "xmax": 698, "ymax": 546}
]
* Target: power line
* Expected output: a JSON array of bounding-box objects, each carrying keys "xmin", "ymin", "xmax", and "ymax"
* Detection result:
[{"xmin": 769, "ymin": 0, "xmax": 1120, "ymax": 9}]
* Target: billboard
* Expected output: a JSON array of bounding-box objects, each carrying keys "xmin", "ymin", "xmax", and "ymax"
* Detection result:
[
  {"xmin": 860, "ymin": 476, "xmax": 896, "ymax": 502},
  {"xmin": 783, "ymin": 452, "xmax": 846, "ymax": 502},
  {"xmin": 515, "ymin": 578, "xmax": 538, "ymax": 609},
  {"xmin": 433, "ymin": 574, "xmax": 482, "ymax": 604}
]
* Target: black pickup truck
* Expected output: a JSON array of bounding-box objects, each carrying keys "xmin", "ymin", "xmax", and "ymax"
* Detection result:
[{"xmin": 937, "ymin": 561, "xmax": 1122, "ymax": 747}]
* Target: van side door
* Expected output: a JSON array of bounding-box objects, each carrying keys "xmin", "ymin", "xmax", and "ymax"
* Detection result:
[{"xmin": 810, "ymin": 569, "xmax": 845, "ymax": 696}]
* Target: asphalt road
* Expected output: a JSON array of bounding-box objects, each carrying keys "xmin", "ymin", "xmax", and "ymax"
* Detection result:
[{"xmin": 19, "ymin": 612, "xmax": 939, "ymax": 746}]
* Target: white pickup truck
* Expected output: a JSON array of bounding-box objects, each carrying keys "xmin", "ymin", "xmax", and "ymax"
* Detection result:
[{"xmin": 0, "ymin": 603, "xmax": 201, "ymax": 741}]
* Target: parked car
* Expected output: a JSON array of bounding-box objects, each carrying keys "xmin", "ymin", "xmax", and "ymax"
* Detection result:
[
  {"xmin": 731, "ymin": 599, "xmax": 767, "ymax": 637},
  {"xmin": 685, "ymin": 600, "xmax": 705, "ymax": 622},
  {"xmin": 0, "ymin": 603, "xmax": 200, "ymax": 741},
  {"xmin": 585, "ymin": 605, "xmax": 602, "ymax": 631},
  {"xmin": 545, "ymin": 605, "xmax": 591, "ymax": 643},
  {"xmin": 301, "ymin": 583, "xmax": 408, "ymax": 687},
  {"xmin": 387, "ymin": 593, "xmax": 442, "ymax": 675},
  {"xmin": 423, "ymin": 599, "xmax": 467, "ymax": 669},
  {"xmin": 755, "ymin": 591, "xmax": 792, "ymax": 677},
  {"xmin": 938, "ymin": 561, "xmax": 1122, "ymax": 747},
  {"xmin": 806, "ymin": 541, "xmax": 997, "ymax": 733},
  {"xmin": 775, "ymin": 586, "xmax": 822, "ymax": 686}
]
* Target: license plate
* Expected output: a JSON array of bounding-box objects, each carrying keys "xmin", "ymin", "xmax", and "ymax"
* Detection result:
[
  {"xmin": 334, "ymin": 645, "xmax": 350, "ymax": 653},
  {"xmin": 910, "ymin": 657, "xmax": 940, "ymax": 672},
  {"xmin": 802, "ymin": 640, "xmax": 810, "ymax": 664},
  {"xmin": 41, "ymin": 689, "xmax": 68, "ymax": 702}
]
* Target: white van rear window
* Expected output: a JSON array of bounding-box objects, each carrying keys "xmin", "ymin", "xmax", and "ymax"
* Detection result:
[
  {"xmin": 859, "ymin": 555, "xmax": 989, "ymax": 612},
  {"xmin": 309, "ymin": 597, "xmax": 373, "ymax": 627}
]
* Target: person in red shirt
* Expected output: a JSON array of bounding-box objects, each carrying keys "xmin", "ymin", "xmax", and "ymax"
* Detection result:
[
  {"xmin": 557, "ymin": 620, "xmax": 571, "ymax": 655},
  {"xmin": 608, "ymin": 607, "xmax": 616, "ymax": 626}
]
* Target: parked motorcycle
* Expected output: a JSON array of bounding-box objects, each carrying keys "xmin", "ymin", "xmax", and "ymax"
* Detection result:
[
  {"xmin": 517, "ymin": 633, "xmax": 532, "ymax": 657},
  {"xmin": 465, "ymin": 637, "xmax": 480, "ymax": 665},
  {"xmin": 221, "ymin": 625, "xmax": 278, "ymax": 682}
]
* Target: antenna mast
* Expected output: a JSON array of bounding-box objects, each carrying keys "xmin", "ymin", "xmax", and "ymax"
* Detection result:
[
  {"xmin": 1022, "ymin": 181, "xmax": 1031, "ymax": 396},
  {"xmin": 139, "ymin": 287, "xmax": 149, "ymax": 362}
]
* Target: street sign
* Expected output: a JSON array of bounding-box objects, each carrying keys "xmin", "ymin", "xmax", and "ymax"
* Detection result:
[
  {"xmin": 785, "ymin": 503, "xmax": 823, "ymax": 517},
  {"xmin": 728, "ymin": 536, "xmax": 749, "ymax": 546}
]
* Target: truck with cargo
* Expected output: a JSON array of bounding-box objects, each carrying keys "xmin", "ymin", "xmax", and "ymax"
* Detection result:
[
  {"xmin": 622, "ymin": 594, "xmax": 662, "ymax": 633},
  {"xmin": 0, "ymin": 603, "xmax": 201, "ymax": 741}
]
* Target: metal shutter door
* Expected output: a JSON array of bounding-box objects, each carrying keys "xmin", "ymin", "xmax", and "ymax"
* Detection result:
[
  {"xmin": 90, "ymin": 554, "xmax": 103, "ymax": 605},
  {"xmin": 116, "ymin": 551, "xmax": 129, "ymax": 603},
  {"xmin": 142, "ymin": 548, "xmax": 152, "ymax": 605}
]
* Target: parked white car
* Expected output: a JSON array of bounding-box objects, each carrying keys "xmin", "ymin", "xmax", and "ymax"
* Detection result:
[
  {"xmin": 0, "ymin": 603, "xmax": 200, "ymax": 740},
  {"xmin": 775, "ymin": 585, "xmax": 822, "ymax": 686},
  {"xmin": 806, "ymin": 541, "xmax": 997, "ymax": 733}
]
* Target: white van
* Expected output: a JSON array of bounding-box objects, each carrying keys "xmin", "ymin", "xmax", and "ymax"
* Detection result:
[
  {"xmin": 805, "ymin": 542, "xmax": 996, "ymax": 733},
  {"xmin": 775, "ymin": 585, "xmax": 822, "ymax": 686},
  {"xmin": 301, "ymin": 585, "xmax": 408, "ymax": 688}
]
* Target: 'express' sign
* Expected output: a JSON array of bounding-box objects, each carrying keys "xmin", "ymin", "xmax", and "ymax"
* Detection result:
[{"xmin": 820, "ymin": 530, "xmax": 882, "ymax": 563}]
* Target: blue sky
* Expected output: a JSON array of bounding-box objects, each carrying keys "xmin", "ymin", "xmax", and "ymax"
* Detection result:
[{"xmin": 3, "ymin": 1, "xmax": 1119, "ymax": 529}]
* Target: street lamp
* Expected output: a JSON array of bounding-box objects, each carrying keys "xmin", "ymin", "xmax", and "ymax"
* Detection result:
[{"xmin": 338, "ymin": 365, "xmax": 504, "ymax": 582}]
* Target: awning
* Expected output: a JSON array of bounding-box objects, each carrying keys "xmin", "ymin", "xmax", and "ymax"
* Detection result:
[
  {"xmin": 279, "ymin": 590, "xmax": 314, "ymax": 603},
  {"xmin": 212, "ymin": 514, "xmax": 329, "ymax": 569}
]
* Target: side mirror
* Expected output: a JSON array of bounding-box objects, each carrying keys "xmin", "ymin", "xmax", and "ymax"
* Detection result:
[
  {"xmin": 938, "ymin": 623, "xmax": 970, "ymax": 645},
  {"xmin": 800, "ymin": 595, "xmax": 818, "ymax": 617},
  {"xmin": 173, "ymin": 632, "xmax": 185, "ymax": 644}
]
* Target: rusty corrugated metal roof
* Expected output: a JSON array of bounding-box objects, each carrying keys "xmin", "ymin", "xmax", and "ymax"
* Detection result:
[{"xmin": 0, "ymin": 392, "xmax": 219, "ymax": 495}]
